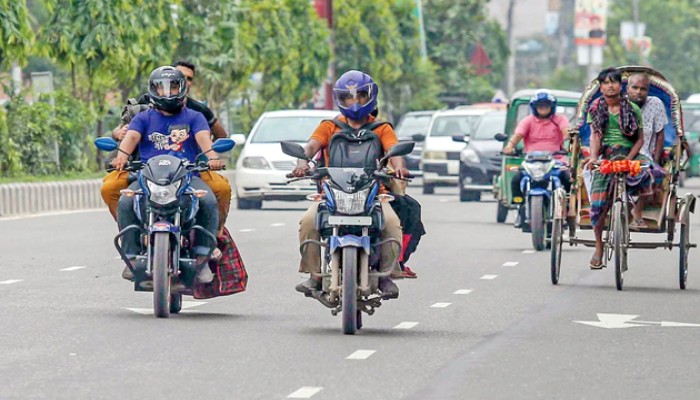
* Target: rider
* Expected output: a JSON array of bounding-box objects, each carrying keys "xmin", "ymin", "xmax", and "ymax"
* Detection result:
[
  {"xmin": 503, "ymin": 91, "xmax": 571, "ymax": 228},
  {"xmin": 291, "ymin": 70, "xmax": 409, "ymax": 298},
  {"xmin": 112, "ymin": 66, "xmax": 223, "ymax": 283},
  {"xmin": 627, "ymin": 72, "xmax": 669, "ymax": 228},
  {"xmin": 103, "ymin": 61, "xmax": 232, "ymax": 234},
  {"xmin": 584, "ymin": 67, "xmax": 652, "ymax": 269}
]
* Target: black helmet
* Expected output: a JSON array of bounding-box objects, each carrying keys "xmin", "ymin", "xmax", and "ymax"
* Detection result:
[{"xmin": 148, "ymin": 66, "xmax": 187, "ymax": 113}]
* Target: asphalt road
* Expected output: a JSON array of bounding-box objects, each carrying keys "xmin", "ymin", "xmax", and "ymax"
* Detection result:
[{"xmin": 2, "ymin": 180, "xmax": 700, "ymax": 399}]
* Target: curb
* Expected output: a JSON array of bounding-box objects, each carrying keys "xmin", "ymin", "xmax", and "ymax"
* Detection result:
[{"xmin": 0, "ymin": 171, "xmax": 236, "ymax": 218}]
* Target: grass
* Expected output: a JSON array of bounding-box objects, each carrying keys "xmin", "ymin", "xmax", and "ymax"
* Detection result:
[{"xmin": 0, "ymin": 171, "xmax": 105, "ymax": 184}]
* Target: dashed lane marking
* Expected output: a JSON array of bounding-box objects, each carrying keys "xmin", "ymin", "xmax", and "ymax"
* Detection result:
[
  {"xmin": 431, "ymin": 302, "xmax": 452, "ymax": 308},
  {"xmin": 480, "ymin": 275, "xmax": 498, "ymax": 280},
  {"xmin": 502, "ymin": 261, "xmax": 519, "ymax": 267},
  {"xmin": 271, "ymin": 223, "xmax": 286, "ymax": 227},
  {"xmin": 393, "ymin": 322, "xmax": 419, "ymax": 330},
  {"xmin": 0, "ymin": 279, "xmax": 23, "ymax": 285},
  {"xmin": 239, "ymin": 229, "xmax": 256, "ymax": 232},
  {"xmin": 287, "ymin": 387, "xmax": 323, "ymax": 399},
  {"xmin": 522, "ymin": 250, "xmax": 535, "ymax": 254},
  {"xmin": 453, "ymin": 289, "xmax": 473, "ymax": 295},
  {"xmin": 346, "ymin": 350, "xmax": 376, "ymax": 360},
  {"xmin": 60, "ymin": 266, "xmax": 86, "ymax": 271}
]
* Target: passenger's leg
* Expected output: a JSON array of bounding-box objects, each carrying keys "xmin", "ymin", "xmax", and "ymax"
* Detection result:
[
  {"xmin": 297, "ymin": 202, "xmax": 321, "ymax": 293},
  {"xmin": 379, "ymin": 204, "xmax": 403, "ymax": 297},
  {"xmin": 199, "ymin": 171, "xmax": 232, "ymax": 235},
  {"xmin": 101, "ymin": 170, "xmax": 130, "ymax": 221},
  {"xmin": 116, "ymin": 181, "xmax": 142, "ymax": 280},
  {"xmin": 190, "ymin": 177, "xmax": 219, "ymax": 283}
]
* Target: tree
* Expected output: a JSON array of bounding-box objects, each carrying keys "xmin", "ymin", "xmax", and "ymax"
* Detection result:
[
  {"xmin": 423, "ymin": 0, "xmax": 509, "ymax": 103},
  {"xmin": 0, "ymin": 0, "xmax": 34, "ymax": 68},
  {"xmin": 605, "ymin": 0, "xmax": 700, "ymax": 98}
]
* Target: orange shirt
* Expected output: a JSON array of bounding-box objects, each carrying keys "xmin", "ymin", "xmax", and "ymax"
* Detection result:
[{"xmin": 310, "ymin": 115, "xmax": 399, "ymax": 194}]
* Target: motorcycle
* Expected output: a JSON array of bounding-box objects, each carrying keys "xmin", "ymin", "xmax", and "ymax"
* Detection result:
[
  {"xmin": 517, "ymin": 150, "xmax": 568, "ymax": 251},
  {"xmin": 94, "ymin": 137, "xmax": 235, "ymax": 318},
  {"xmin": 280, "ymin": 140, "xmax": 415, "ymax": 335}
]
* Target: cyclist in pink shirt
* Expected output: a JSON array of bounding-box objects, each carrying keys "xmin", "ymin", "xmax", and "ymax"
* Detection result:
[{"xmin": 503, "ymin": 91, "xmax": 571, "ymax": 227}]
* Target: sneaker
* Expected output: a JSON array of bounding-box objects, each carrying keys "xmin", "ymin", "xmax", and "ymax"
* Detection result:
[
  {"xmin": 295, "ymin": 277, "xmax": 321, "ymax": 294},
  {"xmin": 401, "ymin": 266, "xmax": 418, "ymax": 279},
  {"xmin": 196, "ymin": 265, "xmax": 214, "ymax": 283},
  {"xmin": 122, "ymin": 265, "xmax": 134, "ymax": 281},
  {"xmin": 378, "ymin": 278, "xmax": 399, "ymax": 299}
]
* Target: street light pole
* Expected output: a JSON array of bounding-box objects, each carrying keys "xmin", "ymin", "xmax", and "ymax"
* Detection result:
[{"xmin": 416, "ymin": 0, "xmax": 428, "ymax": 61}]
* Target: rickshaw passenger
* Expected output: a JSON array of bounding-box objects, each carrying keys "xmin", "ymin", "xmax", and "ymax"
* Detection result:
[
  {"xmin": 584, "ymin": 67, "xmax": 654, "ymax": 269},
  {"xmin": 627, "ymin": 72, "xmax": 670, "ymax": 228}
]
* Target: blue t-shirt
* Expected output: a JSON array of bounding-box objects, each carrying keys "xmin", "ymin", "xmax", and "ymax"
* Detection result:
[{"xmin": 128, "ymin": 108, "xmax": 209, "ymax": 162}]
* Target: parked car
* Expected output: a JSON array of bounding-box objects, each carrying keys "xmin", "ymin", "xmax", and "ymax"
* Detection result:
[
  {"xmin": 682, "ymin": 101, "xmax": 700, "ymax": 177},
  {"xmin": 231, "ymin": 109, "xmax": 339, "ymax": 209},
  {"xmin": 395, "ymin": 110, "xmax": 435, "ymax": 175},
  {"xmin": 420, "ymin": 107, "xmax": 496, "ymax": 194},
  {"xmin": 452, "ymin": 111, "xmax": 507, "ymax": 201}
]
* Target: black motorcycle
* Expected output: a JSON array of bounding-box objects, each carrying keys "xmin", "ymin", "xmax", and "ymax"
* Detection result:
[
  {"xmin": 95, "ymin": 137, "xmax": 235, "ymax": 318},
  {"xmin": 281, "ymin": 140, "xmax": 414, "ymax": 334}
]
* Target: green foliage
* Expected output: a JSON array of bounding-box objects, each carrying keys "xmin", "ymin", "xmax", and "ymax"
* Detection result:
[
  {"xmin": 0, "ymin": 0, "xmax": 35, "ymax": 67},
  {"xmin": 605, "ymin": 0, "xmax": 700, "ymax": 97}
]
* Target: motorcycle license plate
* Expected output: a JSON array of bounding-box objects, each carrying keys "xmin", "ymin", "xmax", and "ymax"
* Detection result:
[{"xmin": 328, "ymin": 216, "xmax": 372, "ymax": 226}]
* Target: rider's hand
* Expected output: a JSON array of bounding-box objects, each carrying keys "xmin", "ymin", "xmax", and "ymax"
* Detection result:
[
  {"xmin": 292, "ymin": 160, "xmax": 310, "ymax": 177},
  {"xmin": 207, "ymin": 158, "xmax": 225, "ymax": 170},
  {"xmin": 395, "ymin": 167, "xmax": 411, "ymax": 179},
  {"xmin": 583, "ymin": 156, "xmax": 598, "ymax": 170},
  {"xmin": 503, "ymin": 144, "xmax": 514, "ymax": 155},
  {"xmin": 111, "ymin": 154, "xmax": 129, "ymax": 171}
]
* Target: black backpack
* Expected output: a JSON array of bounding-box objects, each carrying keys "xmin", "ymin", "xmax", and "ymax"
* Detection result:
[{"xmin": 326, "ymin": 119, "xmax": 391, "ymax": 169}]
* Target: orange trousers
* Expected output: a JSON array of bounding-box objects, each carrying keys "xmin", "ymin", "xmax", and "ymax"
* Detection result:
[{"xmin": 101, "ymin": 170, "xmax": 232, "ymax": 231}]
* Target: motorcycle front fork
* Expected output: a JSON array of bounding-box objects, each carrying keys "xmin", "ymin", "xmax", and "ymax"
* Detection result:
[{"xmin": 326, "ymin": 226, "xmax": 370, "ymax": 302}]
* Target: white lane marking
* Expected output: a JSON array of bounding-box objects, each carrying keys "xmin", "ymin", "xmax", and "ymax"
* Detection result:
[
  {"xmin": 574, "ymin": 313, "xmax": 700, "ymax": 329},
  {"xmin": 522, "ymin": 250, "xmax": 535, "ymax": 254},
  {"xmin": 502, "ymin": 261, "xmax": 519, "ymax": 267},
  {"xmin": 453, "ymin": 289, "xmax": 473, "ymax": 295},
  {"xmin": 346, "ymin": 350, "xmax": 376, "ymax": 360},
  {"xmin": 393, "ymin": 322, "xmax": 419, "ymax": 330},
  {"xmin": 114, "ymin": 256, "xmax": 122, "ymax": 260},
  {"xmin": 239, "ymin": 228, "xmax": 255, "ymax": 232},
  {"xmin": 0, "ymin": 208, "xmax": 104, "ymax": 221},
  {"xmin": 126, "ymin": 301, "xmax": 207, "ymax": 315},
  {"xmin": 60, "ymin": 266, "xmax": 86, "ymax": 272},
  {"xmin": 69, "ymin": 353, "xmax": 77, "ymax": 356},
  {"xmin": 287, "ymin": 387, "xmax": 323, "ymax": 399},
  {"xmin": 271, "ymin": 223, "xmax": 286, "ymax": 227},
  {"xmin": 0, "ymin": 279, "xmax": 23, "ymax": 285},
  {"xmin": 480, "ymin": 275, "xmax": 498, "ymax": 280},
  {"xmin": 431, "ymin": 302, "xmax": 452, "ymax": 308},
  {"xmin": 439, "ymin": 198, "xmax": 450, "ymax": 203}
]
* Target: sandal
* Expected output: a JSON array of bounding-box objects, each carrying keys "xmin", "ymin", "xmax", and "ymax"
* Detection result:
[
  {"xmin": 629, "ymin": 218, "xmax": 648, "ymax": 230},
  {"xmin": 589, "ymin": 254, "xmax": 606, "ymax": 270}
]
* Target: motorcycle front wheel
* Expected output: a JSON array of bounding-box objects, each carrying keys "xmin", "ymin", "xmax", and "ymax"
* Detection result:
[
  {"xmin": 341, "ymin": 247, "xmax": 358, "ymax": 335},
  {"xmin": 153, "ymin": 232, "xmax": 171, "ymax": 318}
]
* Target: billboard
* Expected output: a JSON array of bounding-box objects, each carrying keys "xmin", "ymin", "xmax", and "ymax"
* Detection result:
[{"xmin": 574, "ymin": 0, "xmax": 608, "ymax": 46}]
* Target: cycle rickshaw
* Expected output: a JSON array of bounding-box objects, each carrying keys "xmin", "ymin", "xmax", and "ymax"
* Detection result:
[{"xmin": 550, "ymin": 66, "xmax": 696, "ymax": 290}]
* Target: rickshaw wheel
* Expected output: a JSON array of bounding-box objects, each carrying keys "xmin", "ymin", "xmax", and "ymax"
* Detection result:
[
  {"xmin": 550, "ymin": 218, "xmax": 563, "ymax": 285},
  {"xmin": 679, "ymin": 222, "xmax": 690, "ymax": 290},
  {"xmin": 612, "ymin": 202, "xmax": 627, "ymax": 291}
]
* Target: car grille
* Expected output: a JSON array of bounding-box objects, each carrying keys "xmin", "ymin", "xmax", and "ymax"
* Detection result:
[
  {"xmin": 271, "ymin": 161, "xmax": 296, "ymax": 170},
  {"xmin": 446, "ymin": 151, "xmax": 461, "ymax": 160}
]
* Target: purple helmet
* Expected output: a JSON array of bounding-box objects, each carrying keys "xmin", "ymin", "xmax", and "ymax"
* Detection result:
[{"xmin": 333, "ymin": 70, "xmax": 378, "ymax": 121}]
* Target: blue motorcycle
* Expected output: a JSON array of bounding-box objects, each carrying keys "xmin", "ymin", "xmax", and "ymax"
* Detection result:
[
  {"xmin": 517, "ymin": 151, "xmax": 568, "ymax": 251},
  {"xmin": 95, "ymin": 137, "xmax": 235, "ymax": 318}
]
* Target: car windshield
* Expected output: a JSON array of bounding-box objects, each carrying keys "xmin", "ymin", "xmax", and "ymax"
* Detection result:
[
  {"xmin": 429, "ymin": 115, "xmax": 481, "ymax": 137},
  {"xmin": 396, "ymin": 113, "xmax": 433, "ymax": 138},
  {"xmin": 251, "ymin": 115, "xmax": 333, "ymax": 143},
  {"xmin": 472, "ymin": 112, "xmax": 506, "ymax": 140},
  {"xmin": 683, "ymin": 108, "xmax": 700, "ymax": 133}
]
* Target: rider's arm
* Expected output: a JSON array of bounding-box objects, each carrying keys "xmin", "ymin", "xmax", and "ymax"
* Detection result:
[
  {"xmin": 626, "ymin": 129, "xmax": 644, "ymax": 160},
  {"xmin": 111, "ymin": 124, "xmax": 127, "ymax": 141},
  {"xmin": 653, "ymin": 129, "xmax": 664, "ymax": 163},
  {"xmin": 210, "ymin": 120, "xmax": 228, "ymax": 139},
  {"xmin": 114, "ymin": 130, "xmax": 141, "ymax": 168},
  {"xmin": 589, "ymin": 130, "xmax": 601, "ymax": 163},
  {"xmin": 504, "ymin": 117, "xmax": 530, "ymax": 153}
]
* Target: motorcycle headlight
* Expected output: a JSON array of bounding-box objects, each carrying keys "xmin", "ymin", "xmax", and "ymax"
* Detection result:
[
  {"xmin": 146, "ymin": 180, "xmax": 181, "ymax": 205},
  {"xmin": 460, "ymin": 149, "xmax": 480, "ymax": 164},
  {"xmin": 242, "ymin": 156, "xmax": 271, "ymax": 169},
  {"xmin": 523, "ymin": 161, "xmax": 552, "ymax": 181},
  {"xmin": 330, "ymin": 187, "xmax": 370, "ymax": 215}
]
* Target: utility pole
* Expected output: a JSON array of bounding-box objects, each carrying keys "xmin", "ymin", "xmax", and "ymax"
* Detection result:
[
  {"xmin": 416, "ymin": 0, "xmax": 428, "ymax": 61},
  {"xmin": 505, "ymin": 0, "xmax": 516, "ymax": 96}
]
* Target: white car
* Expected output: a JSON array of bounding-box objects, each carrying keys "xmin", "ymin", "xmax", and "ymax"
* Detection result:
[
  {"xmin": 420, "ymin": 107, "xmax": 497, "ymax": 194},
  {"xmin": 232, "ymin": 109, "xmax": 339, "ymax": 209}
]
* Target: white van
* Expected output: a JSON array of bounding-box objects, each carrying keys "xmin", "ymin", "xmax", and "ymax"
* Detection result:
[{"xmin": 420, "ymin": 108, "xmax": 494, "ymax": 194}]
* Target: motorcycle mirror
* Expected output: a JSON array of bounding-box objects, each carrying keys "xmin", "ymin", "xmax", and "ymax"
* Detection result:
[
  {"xmin": 380, "ymin": 141, "xmax": 415, "ymax": 165},
  {"xmin": 94, "ymin": 137, "xmax": 118, "ymax": 152},
  {"xmin": 494, "ymin": 133, "xmax": 508, "ymax": 142},
  {"xmin": 211, "ymin": 138, "xmax": 236, "ymax": 153},
  {"xmin": 280, "ymin": 141, "xmax": 310, "ymax": 161}
]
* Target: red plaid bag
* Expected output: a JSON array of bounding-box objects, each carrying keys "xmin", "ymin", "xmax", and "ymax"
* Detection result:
[{"xmin": 194, "ymin": 227, "xmax": 248, "ymax": 299}]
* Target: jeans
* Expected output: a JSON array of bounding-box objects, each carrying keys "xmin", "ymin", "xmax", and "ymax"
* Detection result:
[{"xmin": 117, "ymin": 176, "xmax": 219, "ymax": 258}]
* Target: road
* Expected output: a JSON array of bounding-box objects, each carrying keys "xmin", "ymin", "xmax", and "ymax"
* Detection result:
[{"xmin": 2, "ymin": 180, "xmax": 700, "ymax": 399}]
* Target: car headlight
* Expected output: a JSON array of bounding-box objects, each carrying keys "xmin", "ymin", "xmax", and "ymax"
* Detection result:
[
  {"xmin": 242, "ymin": 156, "xmax": 271, "ymax": 169},
  {"xmin": 523, "ymin": 161, "xmax": 553, "ymax": 181},
  {"xmin": 330, "ymin": 187, "xmax": 370, "ymax": 215},
  {"xmin": 460, "ymin": 149, "xmax": 480, "ymax": 164},
  {"xmin": 146, "ymin": 180, "xmax": 181, "ymax": 205},
  {"xmin": 423, "ymin": 151, "xmax": 447, "ymax": 160}
]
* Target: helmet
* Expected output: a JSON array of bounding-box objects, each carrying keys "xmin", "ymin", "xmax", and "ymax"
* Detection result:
[
  {"xmin": 529, "ymin": 91, "xmax": 557, "ymax": 118},
  {"xmin": 333, "ymin": 70, "xmax": 378, "ymax": 121},
  {"xmin": 148, "ymin": 66, "xmax": 187, "ymax": 113}
]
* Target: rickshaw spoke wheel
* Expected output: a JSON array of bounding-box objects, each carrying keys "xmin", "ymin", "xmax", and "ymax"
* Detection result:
[
  {"xmin": 679, "ymin": 222, "xmax": 690, "ymax": 290},
  {"xmin": 612, "ymin": 202, "xmax": 627, "ymax": 291}
]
